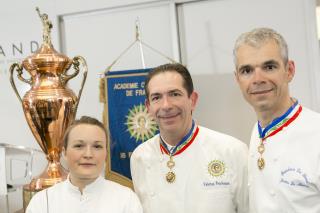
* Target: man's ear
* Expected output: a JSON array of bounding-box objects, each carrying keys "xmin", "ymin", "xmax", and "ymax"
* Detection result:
[
  {"xmin": 234, "ymin": 70, "xmax": 240, "ymax": 83},
  {"xmin": 145, "ymin": 98, "xmax": 150, "ymax": 113},
  {"xmin": 190, "ymin": 91, "xmax": 199, "ymax": 111},
  {"xmin": 286, "ymin": 60, "xmax": 295, "ymax": 83}
]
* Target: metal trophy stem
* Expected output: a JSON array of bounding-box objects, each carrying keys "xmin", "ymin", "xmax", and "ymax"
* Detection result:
[{"xmin": 9, "ymin": 8, "xmax": 88, "ymax": 209}]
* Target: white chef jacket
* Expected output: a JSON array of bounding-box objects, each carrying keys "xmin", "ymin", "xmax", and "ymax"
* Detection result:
[
  {"xmin": 249, "ymin": 105, "xmax": 320, "ymax": 213},
  {"xmin": 131, "ymin": 126, "xmax": 248, "ymax": 213},
  {"xmin": 26, "ymin": 175, "xmax": 143, "ymax": 213}
]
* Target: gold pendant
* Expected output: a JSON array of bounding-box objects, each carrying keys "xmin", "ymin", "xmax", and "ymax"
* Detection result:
[
  {"xmin": 258, "ymin": 144, "xmax": 265, "ymax": 154},
  {"xmin": 166, "ymin": 156, "xmax": 176, "ymax": 183},
  {"xmin": 166, "ymin": 171, "xmax": 176, "ymax": 183},
  {"xmin": 257, "ymin": 157, "xmax": 265, "ymax": 170},
  {"xmin": 257, "ymin": 139, "xmax": 265, "ymax": 170},
  {"xmin": 167, "ymin": 156, "xmax": 175, "ymax": 169}
]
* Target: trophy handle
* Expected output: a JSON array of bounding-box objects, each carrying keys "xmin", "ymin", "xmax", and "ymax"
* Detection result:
[
  {"xmin": 9, "ymin": 63, "xmax": 32, "ymax": 103},
  {"xmin": 62, "ymin": 56, "xmax": 88, "ymax": 112}
]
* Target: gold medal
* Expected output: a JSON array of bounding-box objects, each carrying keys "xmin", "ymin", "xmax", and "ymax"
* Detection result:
[
  {"xmin": 166, "ymin": 171, "xmax": 176, "ymax": 183},
  {"xmin": 257, "ymin": 157, "xmax": 265, "ymax": 170},
  {"xmin": 159, "ymin": 124, "xmax": 199, "ymax": 184},
  {"xmin": 256, "ymin": 102, "xmax": 302, "ymax": 170},
  {"xmin": 257, "ymin": 139, "xmax": 266, "ymax": 170},
  {"xmin": 165, "ymin": 156, "xmax": 176, "ymax": 183}
]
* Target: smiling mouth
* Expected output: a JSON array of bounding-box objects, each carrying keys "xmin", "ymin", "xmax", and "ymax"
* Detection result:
[
  {"xmin": 250, "ymin": 88, "xmax": 273, "ymax": 95},
  {"xmin": 159, "ymin": 113, "xmax": 180, "ymax": 119}
]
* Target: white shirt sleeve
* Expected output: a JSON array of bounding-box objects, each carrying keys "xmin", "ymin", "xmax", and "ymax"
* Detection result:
[
  {"xmin": 25, "ymin": 189, "xmax": 47, "ymax": 213},
  {"xmin": 234, "ymin": 143, "xmax": 249, "ymax": 213},
  {"xmin": 317, "ymin": 158, "xmax": 320, "ymax": 191},
  {"xmin": 130, "ymin": 149, "xmax": 142, "ymax": 199},
  {"xmin": 124, "ymin": 189, "xmax": 143, "ymax": 213}
]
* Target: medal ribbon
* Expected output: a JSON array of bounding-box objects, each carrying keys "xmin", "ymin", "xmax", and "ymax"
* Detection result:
[
  {"xmin": 258, "ymin": 101, "xmax": 301, "ymax": 140},
  {"xmin": 160, "ymin": 120, "xmax": 199, "ymax": 156}
]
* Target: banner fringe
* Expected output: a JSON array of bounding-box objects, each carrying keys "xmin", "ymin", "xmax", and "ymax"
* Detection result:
[{"xmin": 99, "ymin": 77, "xmax": 106, "ymax": 103}]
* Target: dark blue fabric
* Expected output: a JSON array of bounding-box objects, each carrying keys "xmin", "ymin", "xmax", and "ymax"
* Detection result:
[{"xmin": 105, "ymin": 68, "xmax": 158, "ymax": 179}]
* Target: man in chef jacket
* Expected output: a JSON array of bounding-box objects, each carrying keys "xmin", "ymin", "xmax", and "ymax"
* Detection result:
[
  {"xmin": 234, "ymin": 27, "xmax": 320, "ymax": 213},
  {"xmin": 131, "ymin": 63, "xmax": 249, "ymax": 213}
]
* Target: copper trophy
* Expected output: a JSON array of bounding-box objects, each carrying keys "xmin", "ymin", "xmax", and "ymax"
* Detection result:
[{"xmin": 9, "ymin": 8, "xmax": 88, "ymax": 208}]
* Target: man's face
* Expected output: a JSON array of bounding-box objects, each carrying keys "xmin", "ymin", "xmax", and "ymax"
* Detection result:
[
  {"xmin": 235, "ymin": 40, "xmax": 295, "ymax": 114},
  {"xmin": 146, "ymin": 71, "xmax": 198, "ymax": 138},
  {"xmin": 63, "ymin": 124, "xmax": 106, "ymax": 183}
]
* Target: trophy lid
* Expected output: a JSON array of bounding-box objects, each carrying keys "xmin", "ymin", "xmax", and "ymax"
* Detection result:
[{"xmin": 22, "ymin": 8, "xmax": 72, "ymax": 75}]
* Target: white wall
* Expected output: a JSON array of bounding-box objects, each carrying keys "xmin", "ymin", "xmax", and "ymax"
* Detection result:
[
  {"xmin": 0, "ymin": 0, "xmax": 319, "ymax": 211},
  {"xmin": 0, "ymin": 2, "xmax": 56, "ymax": 210},
  {"xmin": 177, "ymin": 0, "xmax": 320, "ymax": 142}
]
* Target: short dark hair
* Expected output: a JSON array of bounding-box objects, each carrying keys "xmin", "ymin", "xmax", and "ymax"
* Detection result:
[
  {"xmin": 145, "ymin": 63, "xmax": 194, "ymax": 98},
  {"xmin": 63, "ymin": 116, "xmax": 107, "ymax": 150}
]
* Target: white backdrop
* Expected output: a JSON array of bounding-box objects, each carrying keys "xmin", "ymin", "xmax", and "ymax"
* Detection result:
[
  {"xmin": 60, "ymin": 1, "xmax": 179, "ymax": 121},
  {"xmin": 178, "ymin": 0, "xmax": 320, "ymax": 142}
]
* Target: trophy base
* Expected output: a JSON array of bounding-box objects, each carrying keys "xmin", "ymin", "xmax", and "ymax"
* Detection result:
[
  {"xmin": 22, "ymin": 162, "xmax": 68, "ymax": 211},
  {"xmin": 23, "ymin": 186, "xmax": 39, "ymax": 212}
]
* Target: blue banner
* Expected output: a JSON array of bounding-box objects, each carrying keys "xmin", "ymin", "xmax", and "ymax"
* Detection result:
[{"xmin": 105, "ymin": 68, "xmax": 158, "ymax": 181}]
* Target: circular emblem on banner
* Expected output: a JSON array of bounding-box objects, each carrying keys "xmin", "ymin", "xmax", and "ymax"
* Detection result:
[
  {"xmin": 208, "ymin": 160, "xmax": 225, "ymax": 177},
  {"xmin": 126, "ymin": 103, "xmax": 158, "ymax": 142}
]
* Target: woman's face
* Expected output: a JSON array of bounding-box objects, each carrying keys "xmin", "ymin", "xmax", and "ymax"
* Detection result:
[{"xmin": 63, "ymin": 124, "xmax": 107, "ymax": 183}]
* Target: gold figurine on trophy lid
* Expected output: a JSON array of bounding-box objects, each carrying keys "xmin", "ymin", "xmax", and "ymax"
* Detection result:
[{"xmin": 9, "ymin": 7, "xmax": 88, "ymax": 209}]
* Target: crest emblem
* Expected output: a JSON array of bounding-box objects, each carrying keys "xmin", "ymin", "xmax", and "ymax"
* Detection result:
[
  {"xmin": 208, "ymin": 160, "xmax": 225, "ymax": 177},
  {"xmin": 126, "ymin": 103, "xmax": 158, "ymax": 142}
]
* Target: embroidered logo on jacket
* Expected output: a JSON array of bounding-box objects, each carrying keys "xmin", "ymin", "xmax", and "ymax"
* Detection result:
[{"xmin": 208, "ymin": 160, "xmax": 225, "ymax": 177}]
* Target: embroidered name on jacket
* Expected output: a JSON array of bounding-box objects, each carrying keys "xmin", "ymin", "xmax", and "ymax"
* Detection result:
[
  {"xmin": 280, "ymin": 167, "xmax": 310, "ymax": 188},
  {"xmin": 203, "ymin": 181, "xmax": 230, "ymax": 187}
]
